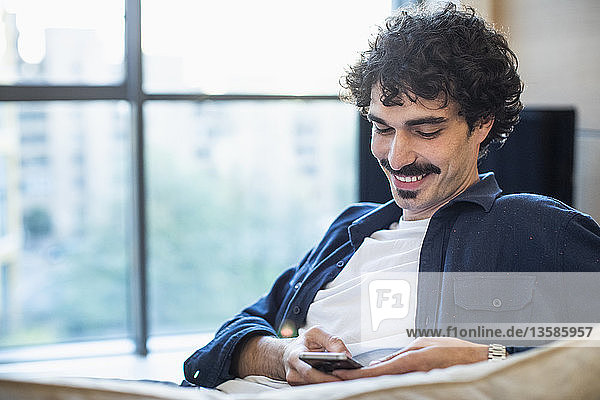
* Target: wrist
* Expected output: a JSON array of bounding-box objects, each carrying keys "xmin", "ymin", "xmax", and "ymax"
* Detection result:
[
  {"xmin": 487, "ymin": 343, "xmax": 507, "ymax": 361},
  {"xmin": 266, "ymin": 336, "xmax": 290, "ymax": 381},
  {"xmin": 236, "ymin": 335, "xmax": 289, "ymax": 380},
  {"xmin": 232, "ymin": 334, "xmax": 264, "ymax": 378}
]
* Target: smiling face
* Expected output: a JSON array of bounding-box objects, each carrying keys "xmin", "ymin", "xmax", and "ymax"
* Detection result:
[{"xmin": 369, "ymin": 85, "xmax": 493, "ymax": 220}]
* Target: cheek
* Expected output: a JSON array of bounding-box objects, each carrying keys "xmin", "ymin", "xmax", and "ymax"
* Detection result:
[
  {"xmin": 437, "ymin": 144, "xmax": 473, "ymax": 174},
  {"xmin": 370, "ymin": 136, "xmax": 389, "ymax": 160}
]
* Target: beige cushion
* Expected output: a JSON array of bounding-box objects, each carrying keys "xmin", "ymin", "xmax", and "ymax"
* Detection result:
[
  {"xmin": 0, "ymin": 376, "xmax": 226, "ymax": 400},
  {"xmin": 1, "ymin": 334, "xmax": 599, "ymax": 400},
  {"xmin": 231, "ymin": 339, "xmax": 600, "ymax": 400}
]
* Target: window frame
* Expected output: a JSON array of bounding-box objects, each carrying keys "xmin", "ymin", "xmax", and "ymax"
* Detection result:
[{"xmin": 0, "ymin": 0, "xmax": 343, "ymax": 357}]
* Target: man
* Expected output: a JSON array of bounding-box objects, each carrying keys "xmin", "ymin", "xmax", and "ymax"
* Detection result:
[{"xmin": 184, "ymin": 3, "xmax": 600, "ymax": 388}]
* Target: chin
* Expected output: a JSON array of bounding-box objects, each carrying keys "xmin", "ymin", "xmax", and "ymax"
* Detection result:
[
  {"xmin": 395, "ymin": 188, "xmax": 418, "ymax": 199},
  {"xmin": 392, "ymin": 195, "xmax": 417, "ymax": 210}
]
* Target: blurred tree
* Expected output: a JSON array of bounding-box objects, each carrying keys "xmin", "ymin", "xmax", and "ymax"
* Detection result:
[{"xmin": 23, "ymin": 208, "xmax": 52, "ymax": 240}]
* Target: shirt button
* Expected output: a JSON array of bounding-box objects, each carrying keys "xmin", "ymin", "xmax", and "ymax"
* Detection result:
[
  {"xmin": 336, "ymin": 261, "xmax": 345, "ymax": 268},
  {"xmin": 492, "ymin": 298, "xmax": 502, "ymax": 308},
  {"xmin": 294, "ymin": 283, "xmax": 301, "ymax": 290},
  {"xmin": 292, "ymin": 305, "xmax": 301, "ymax": 314}
]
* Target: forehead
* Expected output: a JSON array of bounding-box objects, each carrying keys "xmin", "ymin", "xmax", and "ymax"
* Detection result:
[{"xmin": 369, "ymin": 84, "xmax": 460, "ymax": 122}]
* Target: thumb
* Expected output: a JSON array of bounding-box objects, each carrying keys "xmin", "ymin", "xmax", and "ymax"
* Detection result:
[
  {"xmin": 324, "ymin": 334, "xmax": 352, "ymax": 357},
  {"xmin": 369, "ymin": 350, "xmax": 402, "ymax": 366},
  {"xmin": 304, "ymin": 326, "xmax": 352, "ymax": 357}
]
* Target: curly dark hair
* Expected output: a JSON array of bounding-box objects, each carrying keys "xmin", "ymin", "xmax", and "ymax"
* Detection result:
[{"xmin": 341, "ymin": 3, "xmax": 523, "ymax": 158}]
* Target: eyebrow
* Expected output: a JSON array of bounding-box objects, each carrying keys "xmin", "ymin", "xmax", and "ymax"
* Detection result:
[{"xmin": 367, "ymin": 113, "xmax": 448, "ymax": 127}]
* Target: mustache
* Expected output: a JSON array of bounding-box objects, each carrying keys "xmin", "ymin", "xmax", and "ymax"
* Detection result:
[{"xmin": 379, "ymin": 159, "xmax": 441, "ymax": 176}]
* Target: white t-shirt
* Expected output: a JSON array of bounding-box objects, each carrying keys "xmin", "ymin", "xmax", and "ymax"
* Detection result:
[{"xmin": 299, "ymin": 217, "xmax": 430, "ymax": 364}]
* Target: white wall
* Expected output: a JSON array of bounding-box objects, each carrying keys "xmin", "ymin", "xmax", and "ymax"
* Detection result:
[{"xmin": 467, "ymin": 0, "xmax": 600, "ymax": 220}]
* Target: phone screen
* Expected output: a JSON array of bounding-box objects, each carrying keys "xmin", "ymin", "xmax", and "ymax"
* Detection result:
[{"xmin": 298, "ymin": 352, "xmax": 363, "ymax": 373}]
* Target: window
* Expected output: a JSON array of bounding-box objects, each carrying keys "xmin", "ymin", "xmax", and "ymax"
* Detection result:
[
  {"xmin": 0, "ymin": 0, "xmax": 125, "ymax": 85},
  {"xmin": 145, "ymin": 100, "xmax": 358, "ymax": 335},
  {"xmin": 142, "ymin": 0, "xmax": 390, "ymax": 95},
  {"xmin": 0, "ymin": 102, "xmax": 130, "ymax": 348},
  {"xmin": 0, "ymin": 0, "xmax": 390, "ymax": 358}
]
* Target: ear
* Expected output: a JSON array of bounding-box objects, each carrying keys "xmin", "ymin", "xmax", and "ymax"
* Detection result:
[{"xmin": 472, "ymin": 115, "xmax": 495, "ymax": 145}]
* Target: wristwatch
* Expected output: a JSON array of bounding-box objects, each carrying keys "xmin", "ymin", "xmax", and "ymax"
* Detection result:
[{"xmin": 488, "ymin": 343, "xmax": 507, "ymax": 361}]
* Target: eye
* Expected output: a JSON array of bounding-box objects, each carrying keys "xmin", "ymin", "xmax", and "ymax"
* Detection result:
[
  {"xmin": 372, "ymin": 123, "xmax": 394, "ymax": 135},
  {"xmin": 415, "ymin": 129, "xmax": 442, "ymax": 138}
]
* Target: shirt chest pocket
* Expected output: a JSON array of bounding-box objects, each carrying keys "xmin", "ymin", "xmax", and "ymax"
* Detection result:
[{"xmin": 452, "ymin": 275, "xmax": 536, "ymax": 323}]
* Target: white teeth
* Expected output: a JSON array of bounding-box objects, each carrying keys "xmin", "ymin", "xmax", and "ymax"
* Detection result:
[{"xmin": 396, "ymin": 174, "xmax": 425, "ymax": 182}]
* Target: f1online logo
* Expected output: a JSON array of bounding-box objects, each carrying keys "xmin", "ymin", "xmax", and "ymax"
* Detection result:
[{"xmin": 368, "ymin": 279, "xmax": 410, "ymax": 331}]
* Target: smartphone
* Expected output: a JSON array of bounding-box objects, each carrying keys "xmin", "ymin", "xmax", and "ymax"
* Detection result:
[{"xmin": 298, "ymin": 352, "xmax": 363, "ymax": 373}]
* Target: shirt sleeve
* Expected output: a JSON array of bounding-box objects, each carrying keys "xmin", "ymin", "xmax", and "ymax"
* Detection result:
[
  {"xmin": 558, "ymin": 212, "xmax": 600, "ymax": 324},
  {"xmin": 182, "ymin": 253, "xmax": 309, "ymax": 388},
  {"xmin": 560, "ymin": 212, "xmax": 600, "ymax": 272},
  {"xmin": 181, "ymin": 203, "xmax": 375, "ymax": 388}
]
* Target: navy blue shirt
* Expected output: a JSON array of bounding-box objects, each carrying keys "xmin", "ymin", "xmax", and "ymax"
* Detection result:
[{"xmin": 184, "ymin": 173, "xmax": 600, "ymax": 388}]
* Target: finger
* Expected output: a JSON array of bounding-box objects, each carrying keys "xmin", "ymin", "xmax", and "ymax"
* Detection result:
[
  {"xmin": 288, "ymin": 370, "xmax": 341, "ymax": 386},
  {"xmin": 369, "ymin": 344, "xmax": 422, "ymax": 366},
  {"xmin": 303, "ymin": 367, "xmax": 342, "ymax": 384},
  {"xmin": 303, "ymin": 326, "xmax": 330, "ymax": 347},
  {"xmin": 371, "ymin": 349, "xmax": 404, "ymax": 365},
  {"xmin": 333, "ymin": 351, "xmax": 423, "ymax": 380},
  {"xmin": 380, "ymin": 338, "xmax": 432, "ymax": 359},
  {"xmin": 291, "ymin": 360, "xmax": 342, "ymax": 385},
  {"xmin": 332, "ymin": 363, "xmax": 388, "ymax": 381},
  {"xmin": 324, "ymin": 335, "xmax": 351, "ymax": 356},
  {"xmin": 306, "ymin": 343, "xmax": 326, "ymax": 351},
  {"xmin": 304, "ymin": 326, "xmax": 351, "ymax": 357}
]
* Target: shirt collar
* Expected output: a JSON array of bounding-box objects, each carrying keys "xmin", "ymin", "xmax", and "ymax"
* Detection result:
[
  {"xmin": 348, "ymin": 172, "xmax": 502, "ymax": 250},
  {"xmin": 444, "ymin": 172, "xmax": 502, "ymax": 213}
]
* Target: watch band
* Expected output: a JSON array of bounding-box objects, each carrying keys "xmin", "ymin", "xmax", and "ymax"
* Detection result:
[{"xmin": 488, "ymin": 343, "xmax": 507, "ymax": 361}]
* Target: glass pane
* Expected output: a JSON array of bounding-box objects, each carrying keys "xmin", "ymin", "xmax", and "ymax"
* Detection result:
[
  {"xmin": 0, "ymin": 0, "xmax": 125, "ymax": 85},
  {"xmin": 142, "ymin": 0, "xmax": 391, "ymax": 95},
  {"xmin": 0, "ymin": 101, "xmax": 131, "ymax": 348},
  {"xmin": 146, "ymin": 101, "xmax": 358, "ymax": 335}
]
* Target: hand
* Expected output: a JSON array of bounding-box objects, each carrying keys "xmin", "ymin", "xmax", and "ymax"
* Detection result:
[
  {"xmin": 282, "ymin": 325, "xmax": 352, "ymax": 386},
  {"xmin": 332, "ymin": 337, "xmax": 488, "ymax": 381}
]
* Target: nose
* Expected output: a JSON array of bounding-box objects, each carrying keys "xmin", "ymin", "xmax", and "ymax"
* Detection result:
[{"xmin": 387, "ymin": 131, "xmax": 417, "ymax": 171}]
